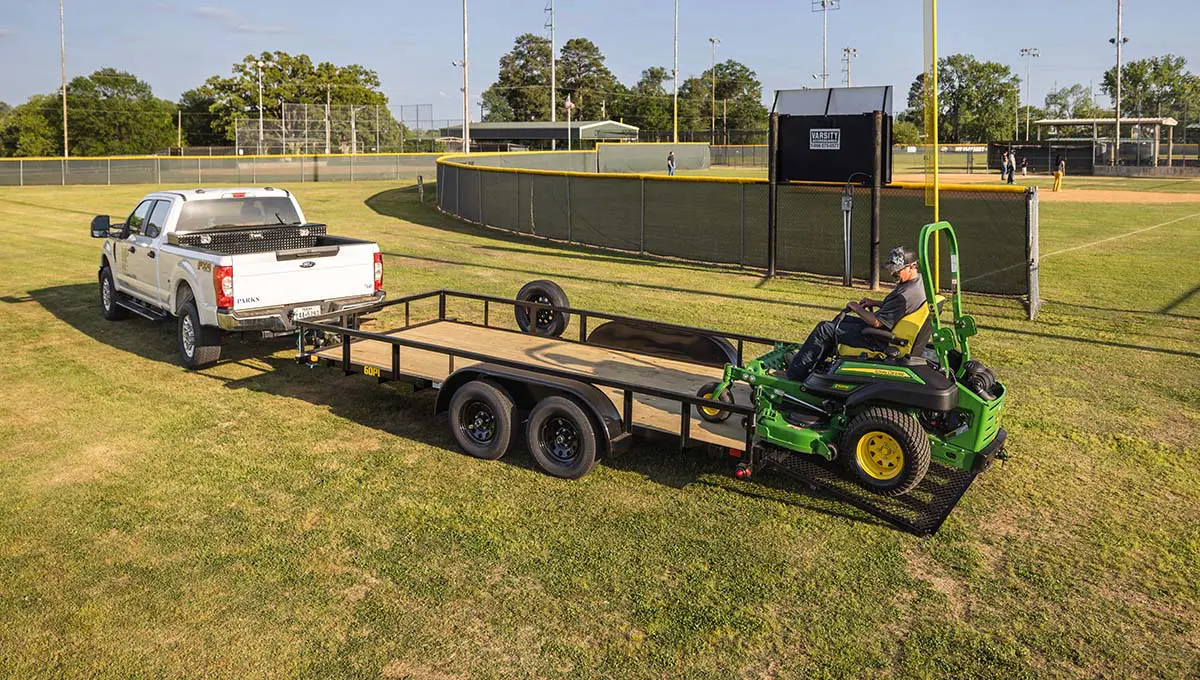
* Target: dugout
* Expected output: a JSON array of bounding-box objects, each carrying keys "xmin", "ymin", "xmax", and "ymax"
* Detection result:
[{"xmin": 442, "ymin": 121, "xmax": 639, "ymax": 150}]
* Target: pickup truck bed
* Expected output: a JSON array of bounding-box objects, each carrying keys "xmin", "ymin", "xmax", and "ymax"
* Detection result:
[{"xmin": 313, "ymin": 320, "xmax": 755, "ymax": 449}]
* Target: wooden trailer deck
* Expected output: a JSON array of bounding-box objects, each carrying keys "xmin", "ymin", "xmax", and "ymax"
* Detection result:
[{"xmin": 314, "ymin": 321, "xmax": 754, "ymax": 449}]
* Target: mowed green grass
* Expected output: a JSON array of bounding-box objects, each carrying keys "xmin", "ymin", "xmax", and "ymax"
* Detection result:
[{"xmin": 0, "ymin": 180, "xmax": 1197, "ymax": 679}]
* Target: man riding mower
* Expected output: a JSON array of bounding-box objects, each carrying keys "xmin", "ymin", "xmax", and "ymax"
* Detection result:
[{"xmin": 696, "ymin": 222, "xmax": 1008, "ymax": 497}]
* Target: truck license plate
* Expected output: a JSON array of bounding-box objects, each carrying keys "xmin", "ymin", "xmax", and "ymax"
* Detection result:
[{"xmin": 292, "ymin": 305, "xmax": 322, "ymax": 320}]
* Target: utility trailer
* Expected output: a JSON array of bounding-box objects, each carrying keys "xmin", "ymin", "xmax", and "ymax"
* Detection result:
[{"xmin": 294, "ymin": 280, "xmax": 993, "ymax": 535}]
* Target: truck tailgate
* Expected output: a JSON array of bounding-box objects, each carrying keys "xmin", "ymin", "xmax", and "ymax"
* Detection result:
[{"xmin": 231, "ymin": 244, "xmax": 377, "ymax": 309}]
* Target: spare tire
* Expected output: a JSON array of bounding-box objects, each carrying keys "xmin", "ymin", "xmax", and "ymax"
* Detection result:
[{"xmin": 514, "ymin": 279, "xmax": 570, "ymax": 337}]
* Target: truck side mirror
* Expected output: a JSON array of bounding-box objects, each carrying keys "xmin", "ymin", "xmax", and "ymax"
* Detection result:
[{"xmin": 90, "ymin": 215, "xmax": 111, "ymax": 238}]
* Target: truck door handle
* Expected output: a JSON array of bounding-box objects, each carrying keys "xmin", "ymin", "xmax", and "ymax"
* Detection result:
[
  {"xmin": 147, "ymin": 251, "xmax": 156, "ymax": 259},
  {"xmin": 127, "ymin": 246, "xmax": 136, "ymax": 253}
]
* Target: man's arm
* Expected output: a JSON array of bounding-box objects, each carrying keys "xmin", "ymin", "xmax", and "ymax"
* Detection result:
[{"xmin": 847, "ymin": 301, "xmax": 884, "ymax": 328}]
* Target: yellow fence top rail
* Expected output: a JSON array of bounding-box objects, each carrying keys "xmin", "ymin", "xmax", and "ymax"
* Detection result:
[{"xmin": 0, "ymin": 151, "xmax": 444, "ymax": 163}]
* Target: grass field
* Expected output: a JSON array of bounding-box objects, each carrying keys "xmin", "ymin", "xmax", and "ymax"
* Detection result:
[{"xmin": 0, "ymin": 179, "xmax": 1198, "ymax": 678}]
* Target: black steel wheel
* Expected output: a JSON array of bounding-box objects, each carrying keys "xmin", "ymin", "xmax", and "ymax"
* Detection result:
[
  {"xmin": 695, "ymin": 381, "xmax": 735, "ymax": 423},
  {"xmin": 514, "ymin": 279, "xmax": 570, "ymax": 337},
  {"xmin": 448, "ymin": 380, "xmax": 516, "ymax": 460},
  {"xmin": 526, "ymin": 396, "xmax": 598, "ymax": 479}
]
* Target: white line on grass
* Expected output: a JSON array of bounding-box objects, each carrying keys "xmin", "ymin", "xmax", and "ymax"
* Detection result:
[{"xmin": 963, "ymin": 210, "xmax": 1200, "ymax": 284}]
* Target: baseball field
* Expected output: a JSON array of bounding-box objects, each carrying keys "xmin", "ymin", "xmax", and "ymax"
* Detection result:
[{"xmin": 0, "ymin": 178, "xmax": 1196, "ymax": 678}]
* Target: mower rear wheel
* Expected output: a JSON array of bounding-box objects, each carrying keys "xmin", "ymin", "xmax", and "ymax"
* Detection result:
[{"xmin": 841, "ymin": 407, "xmax": 930, "ymax": 496}]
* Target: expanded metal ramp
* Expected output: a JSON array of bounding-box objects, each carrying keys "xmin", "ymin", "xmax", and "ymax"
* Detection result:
[{"xmin": 757, "ymin": 445, "xmax": 979, "ymax": 535}]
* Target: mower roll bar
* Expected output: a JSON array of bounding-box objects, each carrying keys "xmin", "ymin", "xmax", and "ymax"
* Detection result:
[{"xmin": 919, "ymin": 221, "xmax": 975, "ymax": 379}]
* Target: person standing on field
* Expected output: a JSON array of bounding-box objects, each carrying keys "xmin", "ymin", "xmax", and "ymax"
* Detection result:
[
  {"xmin": 1006, "ymin": 150, "xmax": 1016, "ymax": 184},
  {"xmin": 666, "ymin": 151, "xmax": 676, "ymax": 176},
  {"xmin": 1052, "ymin": 154, "xmax": 1066, "ymax": 191},
  {"xmin": 999, "ymin": 149, "xmax": 1009, "ymax": 182},
  {"xmin": 1020, "ymin": 157, "xmax": 1028, "ymax": 176}
]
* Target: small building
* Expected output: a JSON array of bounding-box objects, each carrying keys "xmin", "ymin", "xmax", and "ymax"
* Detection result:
[
  {"xmin": 442, "ymin": 120, "xmax": 639, "ymax": 149},
  {"xmin": 1032, "ymin": 117, "xmax": 1179, "ymax": 167}
]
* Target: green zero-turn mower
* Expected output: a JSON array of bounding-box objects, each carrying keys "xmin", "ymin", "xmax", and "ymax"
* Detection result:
[{"xmin": 696, "ymin": 221, "xmax": 1008, "ymax": 496}]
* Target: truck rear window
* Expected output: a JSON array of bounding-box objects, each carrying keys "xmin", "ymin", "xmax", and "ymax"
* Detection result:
[{"xmin": 176, "ymin": 197, "xmax": 301, "ymax": 232}]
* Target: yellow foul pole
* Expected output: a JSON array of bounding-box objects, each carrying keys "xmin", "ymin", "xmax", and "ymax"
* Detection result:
[{"xmin": 924, "ymin": 0, "xmax": 941, "ymax": 290}]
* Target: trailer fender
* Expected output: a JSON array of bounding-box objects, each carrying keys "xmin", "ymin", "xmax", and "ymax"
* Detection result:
[
  {"xmin": 588, "ymin": 319, "xmax": 738, "ymax": 368},
  {"xmin": 436, "ymin": 363, "xmax": 626, "ymax": 457}
]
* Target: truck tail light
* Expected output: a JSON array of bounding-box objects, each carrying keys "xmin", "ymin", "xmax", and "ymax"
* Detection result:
[
  {"xmin": 213, "ymin": 265, "xmax": 234, "ymax": 308},
  {"xmin": 373, "ymin": 252, "xmax": 383, "ymax": 292}
]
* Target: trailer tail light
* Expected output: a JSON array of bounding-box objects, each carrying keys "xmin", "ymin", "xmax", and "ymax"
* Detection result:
[
  {"xmin": 373, "ymin": 252, "xmax": 383, "ymax": 292},
  {"xmin": 213, "ymin": 265, "xmax": 234, "ymax": 308}
]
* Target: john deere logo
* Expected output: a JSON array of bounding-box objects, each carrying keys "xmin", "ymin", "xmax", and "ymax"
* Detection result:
[
  {"xmin": 838, "ymin": 366, "xmax": 912, "ymax": 379},
  {"xmin": 810, "ymin": 128, "xmax": 841, "ymax": 150}
]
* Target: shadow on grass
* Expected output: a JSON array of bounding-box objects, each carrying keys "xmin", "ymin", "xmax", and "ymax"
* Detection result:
[{"xmin": 26, "ymin": 281, "xmax": 888, "ymax": 532}]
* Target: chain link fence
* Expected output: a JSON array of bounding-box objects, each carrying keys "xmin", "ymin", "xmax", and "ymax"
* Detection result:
[
  {"xmin": 0, "ymin": 154, "xmax": 440, "ymax": 186},
  {"xmin": 437, "ymin": 152, "xmax": 1038, "ymax": 304}
]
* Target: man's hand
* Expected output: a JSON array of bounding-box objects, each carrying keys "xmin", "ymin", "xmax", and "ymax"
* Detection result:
[{"xmin": 846, "ymin": 300, "xmax": 883, "ymax": 328}]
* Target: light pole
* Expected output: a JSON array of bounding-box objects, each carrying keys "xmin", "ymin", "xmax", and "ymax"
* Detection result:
[
  {"xmin": 546, "ymin": 0, "xmax": 556, "ymax": 149},
  {"xmin": 1019, "ymin": 47, "xmax": 1039, "ymax": 140},
  {"xmin": 1110, "ymin": 0, "xmax": 1128, "ymax": 166},
  {"xmin": 461, "ymin": 0, "xmax": 470, "ymax": 154},
  {"xmin": 842, "ymin": 46, "xmax": 857, "ymax": 87},
  {"xmin": 811, "ymin": 0, "xmax": 841, "ymax": 89},
  {"xmin": 256, "ymin": 59, "xmax": 265, "ymax": 155},
  {"xmin": 709, "ymin": 37, "xmax": 720, "ymax": 143},
  {"xmin": 59, "ymin": 0, "xmax": 68, "ymax": 157},
  {"xmin": 672, "ymin": 0, "xmax": 679, "ymax": 143}
]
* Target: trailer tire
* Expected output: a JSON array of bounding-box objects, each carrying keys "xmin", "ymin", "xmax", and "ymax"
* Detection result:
[
  {"xmin": 514, "ymin": 279, "xmax": 570, "ymax": 337},
  {"xmin": 448, "ymin": 380, "xmax": 516, "ymax": 461},
  {"xmin": 840, "ymin": 407, "xmax": 930, "ymax": 496},
  {"xmin": 177, "ymin": 300, "xmax": 222, "ymax": 369},
  {"xmin": 526, "ymin": 396, "xmax": 598, "ymax": 479},
  {"xmin": 99, "ymin": 266, "xmax": 130, "ymax": 321}
]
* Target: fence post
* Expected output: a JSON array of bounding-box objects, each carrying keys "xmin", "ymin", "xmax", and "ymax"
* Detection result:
[
  {"xmin": 479, "ymin": 169, "xmax": 485, "ymax": 224},
  {"xmin": 19, "ymin": 159, "xmax": 23, "ymax": 186},
  {"xmin": 566, "ymin": 174, "xmax": 572, "ymax": 242},
  {"xmin": 197, "ymin": 158, "xmax": 202, "ymax": 184},
  {"xmin": 870, "ymin": 112, "xmax": 884, "ymax": 291},
  {"xmin": 252, "ymin": 156, "xmax": 257, "ymax": 184},
  {"xmin": 766, "ymin": 112, "xmax": 778, "ymax": 277},
  {"xmin": 739, "ymin": 182, "xmax": 745, "ymax": 267},
  {"xmin": 300, "ymin": 155, "xmax": 304, "ymax": 182},
  {"xmin": 639, "ymin": 178, "xmax": 645, "ymax": 253},
  {"xmin": 61, "ymin": 158, "xmax": 65, "ymax": 186},
  {"xmin": 107, "ymin": 159, "xmax": 111, "ymax": 186},
  {"xmin": 351, "ymin": 155, "xmax": 355, "ymax": 182},
  {"xmin": 1026, "ymin": 187, "xmax": 1040, "ymax": 321},
  {"xmin": 156, "ymin": 157, "xmax": 161, "ymax": 185}
]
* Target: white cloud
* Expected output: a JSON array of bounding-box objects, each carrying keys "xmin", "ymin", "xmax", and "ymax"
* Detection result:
[
  {"xmin": 0, "ymin": 28, "xmax": 14, "ymax": 38},
  {"xmin": 193, "ymin": 5, "xmax": 289, "ymax": 34},
  {"xmin": 193, "ymin": 6, "xmax": 233, "ymax": 21},
  {"xmin": 232, "ymin": 23, "xmax": 289, "ymax": 35}
]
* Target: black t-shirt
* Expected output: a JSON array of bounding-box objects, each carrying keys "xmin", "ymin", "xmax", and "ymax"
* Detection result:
[{"xmin": 874, "ymin": 275, "xmax": 926, "ymax": 330}]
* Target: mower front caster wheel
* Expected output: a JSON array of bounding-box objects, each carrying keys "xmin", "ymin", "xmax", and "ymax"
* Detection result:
[
  {"xmin": 841, "ymin": 407, "xmax": 931, "ymax": 497},
  {"xmin": 695, "ymin": 381, "xmax": 734, "ymax": 423}
]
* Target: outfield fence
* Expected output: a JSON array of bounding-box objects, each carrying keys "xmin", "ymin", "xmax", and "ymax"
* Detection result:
[
  {"xmin": 0, "ymin": 153, "xmax": 441, "ymax": 187},
  {"xmin": 437, "ymin": 151, "xmax": 1038, "ymax": 309}
]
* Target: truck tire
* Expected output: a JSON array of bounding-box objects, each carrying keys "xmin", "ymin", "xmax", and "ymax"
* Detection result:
[
  {"xmin": 514, "ymin": 279, "xmax": 570, "ymax": 337},
  {"xmin": 99, "ymin": 266, "xmax": 130, "ymax": 321},
  {"xmin": 840, "ymin": 407, "xmax": 931, "ymax": 497},
  {"xmin": 177, "ymin": 300, "xmax": 222, "ymax": 369},
  {"xmin": 448, "ymin": 380, "xmax": 517, "ymax": 460},
  {"xmin": 526, "ymin": 396, "xmax": 599, "ymax": 479}
]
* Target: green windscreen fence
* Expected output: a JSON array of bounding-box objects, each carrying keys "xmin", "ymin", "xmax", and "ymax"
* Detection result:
[
  {"xmin": 597, "ymin": 143, "xmax": 710, "ymax": 173},
  {"xmin": 437, "ymin": 153, "xmax": 1035, "ymax": 299}
]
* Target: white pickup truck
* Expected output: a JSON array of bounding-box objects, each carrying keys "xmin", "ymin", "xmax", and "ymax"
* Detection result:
[{"xmin": 92, "ymin": 187, "xmax": 384, "ymax": 368}]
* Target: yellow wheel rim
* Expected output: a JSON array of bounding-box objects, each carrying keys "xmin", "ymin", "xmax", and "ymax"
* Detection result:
[
  {"xmin": 700, "ymin": 392, "xmax": 721, "ymax": 417},
  {"xmin": 855, "ymin": 431, "xmax": 905, "ymax": 481}
]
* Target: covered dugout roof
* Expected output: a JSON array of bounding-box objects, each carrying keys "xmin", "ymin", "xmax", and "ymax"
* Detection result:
[{"xmin": 443, "ymin": 120, "xmax": 639, "ymax": 142}]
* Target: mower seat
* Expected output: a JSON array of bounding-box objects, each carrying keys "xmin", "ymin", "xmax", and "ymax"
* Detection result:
[{"xmin": 838, "ymin": 295, "xmax": 943, "ymax": 360}]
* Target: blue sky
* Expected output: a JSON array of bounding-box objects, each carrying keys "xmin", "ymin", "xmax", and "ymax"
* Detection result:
[{"xmin": 1, "ymin": 0, "xmax": 1198, "ymax": 123}]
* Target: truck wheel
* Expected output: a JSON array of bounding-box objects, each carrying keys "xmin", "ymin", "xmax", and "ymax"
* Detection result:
[
  {"xmin": 448, "ymin": 380, "xmax": 516, "ymax": 460},
  {"xmin": 526, "ymin": 396, "xmax": 598, "ymax": 479},
  {"xmin": 99, "ymin": 266, "xmax": 130, "ymax": 321},
  {"xmin": 840, "ymin": 407, "xmax": 931, "ymax": 496},
  {"xmin": 514, "ymin": 279, "xmax": 570, "ymax": 337},
  {"xmin": 695, "ymin": 381, "xmax": 734, "ymax": 423},
  {"xmin": 177, "ymin": 300, "xmax": 222, "ymax": 369}
]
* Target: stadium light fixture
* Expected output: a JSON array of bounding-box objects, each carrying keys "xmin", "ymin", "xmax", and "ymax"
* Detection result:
[
  {"xmin": 1110, "ymin": 0, "xmax": 1128, "ymax": 166},
  {"xmin": 811, "ymin": 0, "xmax": 841, "ymax": 89},
  {"xmin": 1019, "ymin": 47, "xmax": 1039, "ymax": 140},
  {"xmin": 709, "ymin": 37, "xmax": 720, "ymax": 141}
]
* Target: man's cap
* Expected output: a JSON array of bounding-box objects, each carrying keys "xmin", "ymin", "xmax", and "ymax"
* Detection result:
[{"xmin": 885, "ymin": 245, "xmax": 919, "ymax": 274}]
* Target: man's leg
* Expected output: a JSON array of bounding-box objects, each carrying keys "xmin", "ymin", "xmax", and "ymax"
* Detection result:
[{"xmin": 786, "ymin": 317, "xmax": 872, "ymax": 380}]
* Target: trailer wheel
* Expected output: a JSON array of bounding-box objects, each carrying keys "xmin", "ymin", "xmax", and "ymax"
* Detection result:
[
  {"xmin": 695, "ymin": 381, "xmax": 734, "ymax": 423},
  {"xmin": 514, "ymin": 279, "xmax": 570, "ymax": 337},
  {"xmin": 99, "ymin": 266, "xmax": 130, "ymax": 321},
  {"xmin": 178, "ymin": 300, "xmax": 222, "ymax": 369},
  {"xmin": 840, "ymin": 407, "xmax": 930, "ymax": 496},
  {"xmin": 448, "ymin": 380, "xmax": 516, "ymax": 460},
  {"xmin": 526, "ymin": 396, "xmax": 598, "ymax": 479}
]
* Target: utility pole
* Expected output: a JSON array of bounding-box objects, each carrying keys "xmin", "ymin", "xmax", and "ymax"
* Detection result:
[
  {"xmin": 1019, "ymin": 47, "xmax": 1039, "ymax": 140},
  {"xmin": 722, "ymin": 99, "xmax": 728, "ymax": 145},
  {"xmin": 59, "ymin": 0, "xmax": 69, "ymax": 157},
  {"xmin": 842, "ymin": 47, "xmax": 857, "ymax": 87},
  {"xmin": 462, "ymin": 0, "xmax": 470, "ymax": 154},
  {"xmin": 1110, "ymin": 0, "xmax": 1128, "ymax": 166},
  {"xmin": 177, "ymin": 110, "xmax": 182, "ymax": 150},
  {"xmin": 673, "ymin": 0, "xmax": 679, "ymax": 143},
  {"xmin": 709, "ymin": 37, "xmax": 720, "ymax": 143},
  {"xmin": 546, "ymin": 0, "xmax": 557, "ymax": 149},
  {"xmin": 257, "ymin": 59, "xmax": 265, "ymax": 154},
  {"xmin": 812, "ymin": 1, "xmax": 841, "ymax": 89},
  {"xmin": 324, "ymin": 84, "xmax": 331, "ymax": 155}
]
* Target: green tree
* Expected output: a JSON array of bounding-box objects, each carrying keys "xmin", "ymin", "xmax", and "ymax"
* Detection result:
[
  {"xmin": 178, "ymin": 88, "xmax": 222, "ymax": 146},
  {"xmin": 613, "ymin": 67, "xmax": 672, "ymax": 130},
  {"xmin": 62, "ymin": 68, "xmax": 176, "ymax": 156},
  {"xmin": 892, "ymin": 119, "xmax": 920, "ymax": 145},
  {"xmin": 480, "ymin": 85, "xmax": 515, "ymax": 122},
  {"xmin": 1101, "ymin": 54, "xmax": 1199, "ymax": 120},
  {"xmin": 558, "ymin": 37, "xmax": 620, "ymax": 120},
  {"xmin": 198, "ymin": 51, "xmax": 392, "ymax": 144},
  {"xmin": 904, "ymin": 55, "xmax": 1020, "ymax": 142},
  {"xmin": 677, "ymin": 60, "xmax": 768, "ymax": 136},
  {"xmin": 0, "ymin": 101, "xmax": 10, "ymax": 119},
  {"xmin": 488, "ymin": 34, "xmax": 552, "ymax": 122},
  {"xmin": 0, "ymin": 95, "xmax": 57, "ymax": 156}
]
